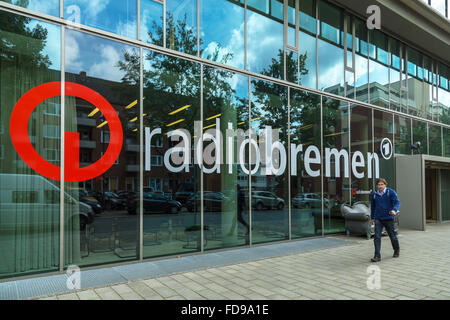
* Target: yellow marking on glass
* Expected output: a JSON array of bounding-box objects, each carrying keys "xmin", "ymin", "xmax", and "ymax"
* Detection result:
[
  {"xmin": 88, "ymin": 108, "xmax": 99, "ymax": 117},
  {"xmin": 205, "ymin": 113, "xmax": 221, "ymax": 121},
  {"xmin": 167, "ymin": 119, "xmax": 185, "ymax": 127},
  {"xmin": 97, "ymin": 121, "xmax": 108, "ymax": 128},
  {"xmin": 203, "ymin": 123, "xmax": 216, "ymax": 130},
  {"xmin": 125, "ymin": 100, "xmax": 138, "ymax": 109},
  {"xmin": 169, "ymin": 105, "xmax": 190, "ymax": 115}
]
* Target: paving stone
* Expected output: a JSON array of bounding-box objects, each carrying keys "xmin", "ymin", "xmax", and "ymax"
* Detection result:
[
  {"xmin": 77, "ymin": 290, "xmax": 101, "ymax": 300},
  {"xmin": 57, "ymin": 293, "xmax": 79, "ymax": 300}
]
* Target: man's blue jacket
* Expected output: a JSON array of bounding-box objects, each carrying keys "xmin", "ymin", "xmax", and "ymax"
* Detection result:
[{"xmin": 370, "ymin": 187, "xmax": 400, "ymax": 220}]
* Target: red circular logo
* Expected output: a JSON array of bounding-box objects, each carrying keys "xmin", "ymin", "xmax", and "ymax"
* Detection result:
[{"xmin": 10, "ymin": 82, "xmax": 123, "ymax": 182}]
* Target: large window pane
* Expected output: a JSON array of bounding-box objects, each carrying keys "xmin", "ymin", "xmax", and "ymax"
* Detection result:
[
  {"xmin": 64, "ymin": 30, "xmax": 140, "ymax": 267},
  {"xmin": 394, "ymin": 115, "xmax": 411, "ymax": 155},
  {"xmin": 0, "ymin": 12, "xmax": 61, "ymax": 278},
  {"xmin": 250, "ymin": 79, "xmax": 289, "ymax": 244},
  {"xmin": 369, "ymin": 30, "xmax": 389, "ymax": 108},
  {"xmin": 318, "ymin": 39, "xmax": 344, "ymax": 96},
  {"xmin": 438, "ymin": 64, "xmax": 450, "ymax": 125},
  {"xmin": 1, "ymin": 0, "xmax": 59, "ymax": 16},
  {"xmin": 407, "ymin": 47, "xmax": 424, "ymax": 117},
  {"xmin": 373, "ymin": 110, "xmax": 395, "ymax": 187},
  {"xmin": 355, "ymin": 18, "xmax": 369, "ymax": 103},
  {"xmin": 350, "ymin": 105, "xmax": 372, "ymax": 204},
  {"xmin": 64, "ymin": 0, "xmax": 137, "ymax": 38},
  {"xmin": 203, "ymin": 67, "xmax": 250, "ymax": 250},
  {"xmin": 390, "ymin": 38, "xmax": 401, "ymax": 112},
  {"xmin": 299, "ymin": 31, "xmax": 317, "ymax": 89},
  {"xmin": 166, "ymin": 0, "xmax": 197, "ymax": 56},
  {"xmin": 200, "ymin": 0, "xmax": 245, "ymax": 69},
  {"xmin": 429, "ymin": 125, "xmax": 442, "ymax": 156},
  {"xmin": 143, "ymin": 51, "xmax": 201, "ymax": 257},
  {"xmin": 141, "ymin": 0, "xmax": 164, "ymax": 46},
  {"xmin": 412, "ymin": 120, "xmax": 428, "ymax": 155},
  {"xmin": 322, "ymin": 96, "xmax": 348, "ymax": 234},
  {"xmin": 290, "ymin": 88, "xmax": 321, "ymax": 238},
  {"xmin": 317, "ymin": 0, "xmax": 343, "ymax": 96},
  {"xmin": 247, "ymin": 4, "xmax": 283, "ymax": 78},
  {"xmin": 445, "ymin": 128, "xmax": 450, "ymax": 157},
  {"xmin": 423, "ymin": 55, "xmax": 434, "ymax": 120}
]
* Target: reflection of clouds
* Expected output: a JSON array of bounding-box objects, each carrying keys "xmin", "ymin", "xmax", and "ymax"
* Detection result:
[
  {"xmin": 439, "ymin": 88, "xmax": 450, "ymax": 106},
  {"xmin": 368, "ymin": 60, "xmax": 389, "ymax": 85},
  {"xmin": 23, "ymin": 0, "xmax": 59, "ymax": 16},
  {"xmin": 116, "ymin": 20, "xmax": 137, "ymax": 38},
  {"xmin": 318, "ymin": 40, "xmax": 344, "ymax": 90},
  {"xmin": 88, "ymin": 45, "xmax": 125, "ymax": 82},
  {"xmin": 65, "ymin": 31, "xmax": 83, "ymax": 71},
  {"xmin": 246, "ymin": 12, "xmax": 283, "ymax": 73},
  {"xmin": 200, "ymin": 1, "xmax": 245, "ymax": 70},
  {"xmin": 140, "ymin": 1, "xmax": 163, "ymax": 42},
  {"xmin": 355, "ymin": 54, "xmax": 368, "ymax": 86},
  {"xmin": 65, "ymin": 30, "xmax": 128, "ymax": 82},
  {"xmin": 65, "ymin": 0, "xmax": 110, "ymax": 23}
]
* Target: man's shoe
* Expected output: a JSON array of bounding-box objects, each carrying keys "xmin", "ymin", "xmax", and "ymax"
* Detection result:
[
  {"xmin": 370, "ymin": 256, "xmax": 381, "ymax": 262},
  {"xmin": 393, "ymin": 250, "xmax": 400, "ymax": 258}
]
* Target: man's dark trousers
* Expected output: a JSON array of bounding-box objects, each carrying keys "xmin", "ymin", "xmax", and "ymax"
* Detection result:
[{"xmin": 374, "ymin": 219, "xmax": 399, "ymax": 258}]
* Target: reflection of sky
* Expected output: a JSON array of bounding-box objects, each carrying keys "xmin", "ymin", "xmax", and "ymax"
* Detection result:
[
  {"xmin": 299, "ymin": 31, "xmax": 316, "ymax": 89},
  {"xmin": 355, "ymin": 54, "xmax": 368, "ymax": 87},
  {"xmin": 247, "ymin": 11, "xmax": 283, "ymax": 76},
  {"xmin": 369, "ymin": 60, "xmax": 389, "ymax": 86},
  {"xmin": 429, "ymin": 0, "xmax": 448, "ymax": 18},
  {"xmin": 318, "ymin": 39, "xmax": 344, "ymax": 91},
  {"xmin": 141, "ymin": 0, "xmax": 163, "ymax": 43},
  {"xmin": 6, "ymin": 0, "xmax": 59, "ymax": 16},
  {"xmin": 64, "ymin": 0, "xmax": 137, "ymax": 38},
  {"xmin": 439, "ymin": 88, "xmax": 450, "ymax": 107},
  {"xmin": 28, "ymin": 19, "xmax": 61, "ymax": 69},
  {"xmin": 65, "ymin": 29, "xmax": 136, "ymax": 82},
  {"xmin": 200, "ymin": 0, "xmax": 244, "ymax": 69}
]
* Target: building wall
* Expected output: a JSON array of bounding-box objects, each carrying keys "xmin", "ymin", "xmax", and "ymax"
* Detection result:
[{"xmin": 0, "ymin": 0, "xmax": 449, "ymax": 280}]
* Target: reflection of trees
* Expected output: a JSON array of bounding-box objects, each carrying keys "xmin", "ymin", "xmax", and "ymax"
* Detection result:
[{"xmin": 0, "ymin": 2, "xmax": 51, "ymax": 70}]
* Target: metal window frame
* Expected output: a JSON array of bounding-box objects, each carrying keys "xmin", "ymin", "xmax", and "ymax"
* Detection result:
[{"xmin": 59, "ymin": 25, "xmax": 65, "ymax": 272}]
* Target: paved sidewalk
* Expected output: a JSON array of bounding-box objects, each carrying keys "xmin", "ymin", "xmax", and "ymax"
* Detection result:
[{"xmin": 37, "ymin": 223, "xmax": 450, "ymax": 300}]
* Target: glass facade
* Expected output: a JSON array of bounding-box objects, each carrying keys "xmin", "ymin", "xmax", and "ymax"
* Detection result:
[{"xmin": 0, "ymin": 0, "xmax": 449, "ymax": 279}]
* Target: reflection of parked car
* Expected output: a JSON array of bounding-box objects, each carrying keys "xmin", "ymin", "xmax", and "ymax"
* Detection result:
[
  {"xmin": 174, "ymin": 182, "xmax": 196, "ymax": 205},
  {"xmin": 104, "ymin": 192, "xmax": 125, "ymax": 210},
  {"xmin": 127, "ymin": 192, "xmax": 181, "ymax": 214},
  {"xmin": 185, "ymin": 192, "xmax": 232, "ymax": 212},
  {"xmin": 250, "ymin": 191, "xmax": 285, "ymax": 211},
  {"xmin": 292, "ymin": 193, "xmax": 329, "ymax": 209},
  {"xmin": 80, "ymin": 197, "xmax": 103, "ymax": 215}
]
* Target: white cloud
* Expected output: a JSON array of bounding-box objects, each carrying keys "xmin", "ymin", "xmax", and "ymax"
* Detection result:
[
  {"xmin": 246, "ymin": 12, "xmax": 283, "ymax": 73},
  {"xmin": 27, "ymin": 0, "xmax": 59, "ymax": 15},
  {"xmin": 65, "ymin": 31, "xmax": 83, "ymax": 71},
  {"xmin": 87, "ymin": 45, "xmax": 125, "ymax": 82},
  {"xmin": 115, "ymin": 20, "xmax": 137, "ymax": 38}
]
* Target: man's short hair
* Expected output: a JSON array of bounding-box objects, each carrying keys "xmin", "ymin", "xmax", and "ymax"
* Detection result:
[{"xmin": 376, "ymin": 178, "xmax": 388, "ymax": 185}]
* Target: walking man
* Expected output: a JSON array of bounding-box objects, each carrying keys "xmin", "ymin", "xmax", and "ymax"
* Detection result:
[{"xmin": 370, "ymin": 178, "xmax": 400, "ymax": 262}]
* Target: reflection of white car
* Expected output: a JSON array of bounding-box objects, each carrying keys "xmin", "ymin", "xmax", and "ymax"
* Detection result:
[
  {"xmin": 250, "ymin": 191, "xmax": 285, "ymax": 211},
  {"xmin": 0, "ymin": 174, "xmax": 93, "ymax": 230},
  {"xmin": 292, "ymin": 193, "xmax": 329, "ymax": 209}
]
